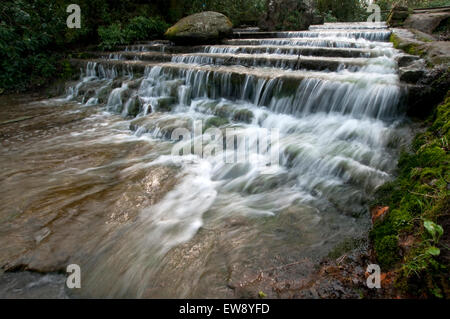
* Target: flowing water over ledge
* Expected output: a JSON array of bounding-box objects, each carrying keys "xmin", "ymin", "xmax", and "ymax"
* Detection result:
[{"xmin": 0, "ymin": 23, "xmax": 415, "ymax": 298}]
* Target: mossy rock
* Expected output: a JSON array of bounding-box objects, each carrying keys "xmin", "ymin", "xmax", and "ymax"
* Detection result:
[
  {"xmin": 389, "ymin": 34, "xmax": 424, "ymax": 57},
  {"xmin": 214, "ymin": 105, "xmax": 232, "ymax": 118},
  {"xmin": 204, "ymin": 116, "xmax": 229, "ymax": 130},
  {"xmin": 232, "ymin": 109, "xmax": 254, "ymax": 123},
  {"xmin": 156, "ymin": 97, "xmax": 176, "ymax": 112},
  {"xmin": 126, "ymin": 96, "xmax": 142, "ymax": 117},
  {"xmin": 164, "ymin": 11, "xmax": 233, "ymax": 45},
  {"xmin": 97, "ymin": 86, "xmax": 112, "ymax": 104}
]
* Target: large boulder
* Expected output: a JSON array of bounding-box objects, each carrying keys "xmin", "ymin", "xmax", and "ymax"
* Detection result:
[
  {"xmin": 164, "ymin": 11, "xmax": 233, "ymax": 45},
  {"xmin": 422, "ymin": 41, "xmax": 450, "ymax": 65},
  {"xmin": 404, "ymin": 12, "xmax": 450, "ymax": 35},
  {"xmin": 391, "ymin": 28, "xmax": 450, "ymax": 66}
]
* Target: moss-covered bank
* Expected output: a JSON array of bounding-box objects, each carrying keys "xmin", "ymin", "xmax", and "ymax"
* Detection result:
[{"xmin": 370, "ymin": 94, "xmax": 450, "ymax": 298}]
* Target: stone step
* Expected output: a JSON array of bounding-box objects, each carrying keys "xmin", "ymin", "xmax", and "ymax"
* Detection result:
[
  {"xmin": 232, "ymin": 31, "xmax": 281, "ymax": 38},
  {"xmin": 309, "ymin": 22, "xmax": 388, "ymax": 30},
  {"xmin": 202, "ymin": 45, "xmax": 392, "ymax": 58},
  {"xmin": 171, "ymin": 53, "xmax": 369, "ymax": 72},
  {"xmin": 79, "ymin": 48, "xmax": 391, "ymax": 73},
  {"xmin": 70, "ymin": 58, "xmax": 399, "ymax": 87},
  {"xmin": 223, "ymin": 37, "xmax": 393, "ymax": 49},
  {"xmin": 70, "ymin": 58, "xmax": 407, "ymax": 121},
  {"xmin": 115, "ymin": 43, "xmax": 391, "ymax": 58},
  {"xmin": 85, "ymin": 51, "xmax": 173, "ymax": 62},
  {"xmin": 116, "ymin": 44, "xmax": 200, "ymax": 54},
  {"xmin": 413, "ymin": 6, "xmax": 450, "ymax": 13},
  {"xmin": 231, "ymin": 30, "xmax": 392, "ymax": 41}
]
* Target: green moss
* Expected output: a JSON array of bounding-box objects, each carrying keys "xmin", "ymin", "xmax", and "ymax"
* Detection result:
[
  {"xmin": 232, "ymin": 109, "xmax": 254, "ymax": 123},
  {"xmin": 375, "ymin": 235, "xmax": 400, "ymax": 268},
  {"xmin": 417, "ymin": 146, "xmax": 446, "ymax": 167},
  {"xmin": 390, "ymin": 33, "xmax": 400, "ymax": 48},
  {"xmin": 214, "ymin": 105, "xmax": 232, "ymax": 118},
  {"xmin": 419, "ymin": 167, "xmax": 443, "ymax": 182},
  {"xmin": 165, "ymin": 25, "xmax": 178, "ymax": 38},
  {"xmin": 431, "ymin": 97, "xmax": 450, "ymax": 138},
  {"xmin": 389, "ymin": 33, "xmax": 425, "ymax": 57},
  {"xmin": 97, "ymin": 86, "xmax": 112, "ymax": 104},
  {"xmin": 204, "ymin": 116, "xmax": 229, "ymax": 130},
  {"xmin": 157, "ymin": 97, "xmax": 176, "ymax": 112}
]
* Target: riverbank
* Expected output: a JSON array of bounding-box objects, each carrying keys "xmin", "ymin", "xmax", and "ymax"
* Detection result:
[
  {"xmin": 310, "ymin": 24, "xmax": 449, "ymax": 298},
  {"xmin": 370, "ymin": 17, "xmax": 449, "ymax": 297},
  {"xmin": 302, "ymin": 94, "xmax": 449, "ymax": 299}
]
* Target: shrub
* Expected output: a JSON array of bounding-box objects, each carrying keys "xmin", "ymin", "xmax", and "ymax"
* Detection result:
[
  {"xmin": 0, "ymin": 0, "xmax": 66, "ymax": 92},
  {"xmin": 324, "ymin": 11, "xmax": 338, "ymax": 23},
  {"xmin": 98, "ymin": 23, "xmax": 126, "ymax": 51},
  {"xmin": 98, "ymin": 16, "xmax": 169, "ymax": 51},
  {"xmin": 124, "ymin": 16, "xmax": 169, "ymax": 43}
]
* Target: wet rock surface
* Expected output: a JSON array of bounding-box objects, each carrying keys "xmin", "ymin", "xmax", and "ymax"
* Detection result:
[
  {"xmin": 392, "ymin": 26, "xmax": 449, "ymax": 118},
  {"xmin": 399, "ymin": 60, "xmax": 426, "ymax": 84},
  {"xmin": 0, "ymin": 94, "xmax": 178, "ymax": 291},
  {"xmin": 395, "ymin": 53, "xmax": 420, "ymax": 67},
  {"xmin": 0, "ymin": 272, "xmax": 68, "ymax": 299},
  {"xmin": 405, "ymin": 65, "xmax": 450, "ymax": 118}
]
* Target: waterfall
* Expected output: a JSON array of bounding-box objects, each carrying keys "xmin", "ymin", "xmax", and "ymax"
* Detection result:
[{"xmin": 63, "ymin": 22, "xmax": 412, "ymax": 297}]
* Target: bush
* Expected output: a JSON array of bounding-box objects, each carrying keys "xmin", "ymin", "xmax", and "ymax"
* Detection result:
[
  {"xmin": 125, "ymin": 16, "xmax": 169, "ymax": 43},
  {"xmin": 316, "ymin": 0, "xmax": 367, "ymax": 22},
  {"xmin": 98, "ymin": 23, "xmax": 126, "ymax": 51},
  {"xmin": 0, "ymin": 1, "xmax": 171, "ymax": 92},
  {"xmin": 98, "ymin": 16, "xmax": 169, "ymax": 51},
  {"xmin": 324, "ymin": 11, "xmax": 338, "ymax": 23},
  {"xmin": 0, "ymin": 0, "xmax": 66, "ymax": 92}
]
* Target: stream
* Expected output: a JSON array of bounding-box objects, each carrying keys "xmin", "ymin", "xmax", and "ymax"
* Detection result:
[{"xmin": 0, "ymin": 22, "xmax": 414, "ymax": 298}]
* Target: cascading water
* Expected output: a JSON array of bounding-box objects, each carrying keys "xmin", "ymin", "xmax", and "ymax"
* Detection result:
[{"xmin": 0, "ymin": 22, "xmax": 414, "ymax": 298}]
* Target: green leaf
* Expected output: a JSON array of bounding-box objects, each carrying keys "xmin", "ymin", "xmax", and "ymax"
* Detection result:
[
  {"xmin": 258, "ymin": 291, "xmax": 267, "ymax": 298},
  {"xmin": 436, "ymin": 224, "xmax": 444, "ymax": 237},
  {"xmin": 426, "ymin": 246, "xmax": 440, "ymax": 256},
  {"xmin": 431, "ymin": 287, "xmax": 443, "ymax": 299},
  {"xmin": 424, "ymin": 220, "xmax": 443, "ymax": 239}
]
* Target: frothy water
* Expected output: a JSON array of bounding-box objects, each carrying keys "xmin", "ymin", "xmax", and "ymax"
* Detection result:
[{"xmin": 0, "ymin": 22, "xmax": 413, "ymax": 298}]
